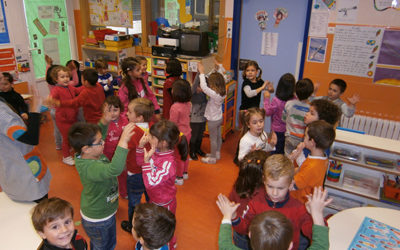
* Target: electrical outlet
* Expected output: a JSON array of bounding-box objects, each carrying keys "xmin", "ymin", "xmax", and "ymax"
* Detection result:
[{"xmin": 227, "ymin": 21, "xmax": 233, "ymax": 39}]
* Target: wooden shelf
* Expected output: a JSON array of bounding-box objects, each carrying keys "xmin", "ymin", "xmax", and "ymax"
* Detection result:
[
  {"xmin": 325, "ymin": 180, "xmax": 380, "ymax": 201},
  {"xmin": 152, "ymin": 84, "xmax": 163, "ymax": 88},
  {"xmin": 330, "ymin": 156, "xmax": 400, "ymax": 176},
  {"xmin": 154, "ymin": 93, "xmax": 163, "ymax": 97},
  {"xmin": 152, "ymin": 75, "xmax": 166, "ymax": 79},
  {"xmin": 152, "ymin": 65, "xmax": 165, "ymax": 69}
]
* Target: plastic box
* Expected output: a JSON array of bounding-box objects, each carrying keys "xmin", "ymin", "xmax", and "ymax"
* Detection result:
[
  {"xmin": 104, "ymin": 38, "xmax": 133, "ymax": 49},
  {"xmin": 93, "ymin": 29, "xmax": 118, "ymax": 41},
  {"xmin": 383, "ymin": 180, "xmax": 400, "ymax": 201}
]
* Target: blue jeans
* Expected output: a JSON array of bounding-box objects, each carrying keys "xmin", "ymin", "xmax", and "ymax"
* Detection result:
[
  {"xmin": 127, "ymin": 173, "xmax": 149, "ymax": 224},
  {"xmin": 81, "ymin": 214, "xmax": 116, "ymax": 250},
  {"xmin": 233, "ymin": 230, "xmax": 250, "ymax": 250}
]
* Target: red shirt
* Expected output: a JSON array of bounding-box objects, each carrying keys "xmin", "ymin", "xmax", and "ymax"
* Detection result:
[
  {"xmin": 50, "ymin": 85, "xmax": 78, "ymax": 123},
  {"xmin": 126, "ymin": 123, "xmax": 152, "ymax": 174},
  {"xmin": 162, "ymin": 76, "xmax": 181, "ymax": 119},
  {"xmin": 60, "ymin": 83, "xmax": 105, "ymax": 124}
]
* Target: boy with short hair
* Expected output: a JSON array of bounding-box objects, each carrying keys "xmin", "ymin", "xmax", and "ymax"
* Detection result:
[
  {"xmin": 121, "ymin": 97, "xmax": 155, "ymax": 233},
  {"xmin": 68, "ymin": 121, "xmax": 135, "ymax": 249},
  {"xmin": 0, "ymin": 72, "xmax": 28, "ymax": 120},
  {"xmin": 32, "ymin": 197, "xmax": 88, "ymax": 250},
  {"xmin": 217, "ymin": 187, "xmax": 331, "ymax": 250},
  {"xmin": 131, "ymin": 203, "xmax": 176, "ymax": 250},
  {"xmin": 290, "ymin": 120, "xmax": 335, "ymax": 203},
  {"xmin": 283, "ymin": 78, "xmax": 314, "ymax": 156},
  {"xmin": 49, "ymin": 68, "xmax": 105, "ymax": 124},
  {"xmin": 228, "ymin": 154, "xmax": 313, "ymax": 250},
  {"xmin": 95, "ymin": 58, "xmax": 114, "ymax": 97},
  {"xmin": 304, "ymin": 99, "xmax": 341, "ymax": 127}
]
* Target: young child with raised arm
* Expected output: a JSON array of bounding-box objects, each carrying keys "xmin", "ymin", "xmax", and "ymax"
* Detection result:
[
  {"xmin": 0, "ymin": 72, "xmax": 28, "ymax": 120},
  {"xmin": 217, "ymin": 186, "xmax": 332, "ymax": 250},
  {"xmin": 228, "ymin": 154, "xmax": 314, "ymax": 250},
  {"xmin": 289, "ymin": 120, "xmax": 335, "ymax": 203},
  {"xmin": 315, "ymin": 78, "xmax": 360, "ymax": 118},
  {"xmin": 32, "ymin": 197, "xmax": 88, "ymax": 250},
  {"xmin": 120, "ymin": 98, "xmax": 154, "ymax": 233},
  {"xmin": 68, "ymin": 121, "xmax": 135, "ymax": 250},
  {"xmin": 95, "ymin": 58, "xmax": 114, "ymax": 97},
  {"xmin": 282, "ymin": 78, "xmax": 314, "ymax": 156},
  {"xmin": 131, "ymin": 203, "xmax": 176, "ymax": 250}
]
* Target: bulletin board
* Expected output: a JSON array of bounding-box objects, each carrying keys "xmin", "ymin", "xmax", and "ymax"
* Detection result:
[
  {"xmin": 303, "ymin": 0, "xmax": 400, "ymax": 121},
  {"xmin": 88, "ymin": 0, "xmax": 133, "ymax": 27},
  {"xmin": 0, "ymin": 0, "xmax": 10, "ymax": 44},
  {"xmin": 24, "ymin": 0, "xmax": 71, "ymax": 78}
]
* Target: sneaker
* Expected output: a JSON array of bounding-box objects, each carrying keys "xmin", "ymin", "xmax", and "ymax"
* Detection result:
[
  {"xmin": 183, "ymin": 172, "xmax": 189, "ymax": 180},
  {"xmin": 189, "ymin": 152, "xmax": 198, "ymax": 161},
  {"xmin": 201, "ymin": 156, "xmax": 217, "ymax": 164},
  {"xmin": 206, "ymin": 152, "xmax": 221, "ymax": 160},
  {"xmin": 62, "ymin": 156, "xmax": 75, "ymax": 166},
  {"xmin": 121, "ymin": 220, "xmax": 132, "ymax": 233},
  {"xmin": 197, "ymin": 150, "xmax": 206, "ymax": 157},
  {"xmin": 175, "ymin": 178, "xmax": 184, "ymax": 185}
]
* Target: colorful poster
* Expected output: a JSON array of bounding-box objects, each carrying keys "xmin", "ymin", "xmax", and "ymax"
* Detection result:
[
  {"xmin": 349, "ymin": 217, "xmax": 400, "ymax": 249},
  {"xmin": 307, "ymin": 37, "xmax": 327, "ymax": 63},
  {"xmin": 328, "ymin": 25, "xmax": 383, "ymax": 78},
  {"xmin": 89, "ymin": 0, "xmax": 133, "ymax": 27},
  {"xmin": 0, "ymin": 0, "xmax": 10, "ymax": 44},
  {"xmin": 374, "ymin": 30, "xmax": 400, "ymax": 87}
]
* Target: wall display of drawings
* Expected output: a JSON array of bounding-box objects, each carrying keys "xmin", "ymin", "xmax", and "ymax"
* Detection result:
[
  {"xmin": 89, "ymin": 0, "xmax": 133, "ymax": 27},
  {"xmin": 0, "ymin": 0, "xmax": 9, "ymax": 44}
]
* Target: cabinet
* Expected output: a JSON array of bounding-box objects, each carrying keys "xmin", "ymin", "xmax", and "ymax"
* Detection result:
[
  {"xmin": 324, "ymin": 129, "xmax": 400, "ymax": 213},
  {"xmin": 81, "ymin": 46, "xmax": 135, "ymax": 73}
]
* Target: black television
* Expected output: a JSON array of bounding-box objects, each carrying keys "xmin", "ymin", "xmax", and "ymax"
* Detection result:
[{"xmin": 179, "ymin": 30, "xmax": 209, "ymax": 57}]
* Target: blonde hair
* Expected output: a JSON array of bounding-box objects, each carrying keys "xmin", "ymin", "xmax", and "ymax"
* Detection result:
[
  {"xmin": 128, "ymin": 97, "xmax": 154, "ymax": 122},
  {"xmin": 208, "ymin": 72, "xmax": 226, "ymax": 96},
  {"xmin": 263, "ymin": 154, "xmax": 294, "ymax": 181}
]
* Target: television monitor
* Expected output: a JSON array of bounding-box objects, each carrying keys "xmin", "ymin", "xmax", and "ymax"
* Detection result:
[{"xmin": 179, "ymin": 31, "xmax": 209, "ymax": 57}]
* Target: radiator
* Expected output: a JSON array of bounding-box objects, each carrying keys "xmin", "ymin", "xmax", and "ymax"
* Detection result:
[{"xmin": 340, "ymin": 115, "xmax": 400, "ymax": 140}]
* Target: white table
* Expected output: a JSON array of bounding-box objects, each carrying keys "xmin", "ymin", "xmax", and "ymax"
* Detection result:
[
  {"xmin": 328, "ymin": 207, "xmax": 400, "ymax": 249},
  {"xmin": 0, "ymin": 192, "xmax": 42, "ymax": 249}
]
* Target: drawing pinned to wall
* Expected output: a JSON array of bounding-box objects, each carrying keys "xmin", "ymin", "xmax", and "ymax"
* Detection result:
[
  {"xmin": 307, "ymin": 37, "xmax": 327, "ymax": 63},
  {"xmin": 255, "ymin": 10, "xmax": 268, "ymax": 31},
  {"xmin": 89, "ymin": 0, "xmax": 133, "ymax": 27},
  {"xmin": 374, "ymin": 29, "xmax": 400, "ymax": 86},
  {"xmin": 261, "ymin": 32, "xmax": 278, "ymax": 56},
  {"xmin": 49, "ymin": 21, "xmax": 59, "ymax": 35},
  {"xmin": 273, "ymin": 8, "xmax": 288, "ymax": 28},
  {"xmin": 0, "ymin": 0, "xmax": 10, "ymax": 43},
  {"xmin": 309, "ymin": 10, "xmax": 329, "ymax": 37},
  {"xmin": 165, "ymin": 0, "xmax": 179, "ymax": 25},
  {"xmin": 177, "ymin": 0, "xmax": 192, "ymax": 23},
  {"xmin": 329, "ymin": 25, "xmax": 383, "ymax": 78},
  {"xmin": 33, "ymin": 18, "xmax": 48, "ymax": 36},
  {"xmin": 38, "ymin": 6, "xmax": 54, "ymax": 19},
  {"xmin": 373, "ymin": 0, "xmax": 400, "ymax": 11},
  {"xmin": 336, "ymin": 0, "xmax": 359, "ymax": 23},
  {"xmin": 313, "ymin": 0, "xmax": 336, "ymax": 10}
]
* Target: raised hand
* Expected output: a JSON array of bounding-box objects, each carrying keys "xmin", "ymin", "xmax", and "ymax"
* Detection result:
[
  {"xmin": 138, "ymin": 133, "xmax": 150, "ymax": 148},
  {"xmin": 288, "ymin": 142, "xmax": 305, "ymax": 161},
  {"xmin": 347, "ymin": 94, "xmax": 360, "ymax": 106},
  {"xmin": 269, "ymin": 131, "xmax": 277, "ymax": 146},
  {"xmin": 100, "ymin": 103, "xmax": 113, "ymax": 125},
  {"xmin": 216, "ymin": 193, "xmax": 240, "ymax": 221},
  {"xmin": 266, "ymin": 81, "xmax": 274, "ymax": 93},
  {"xmin": 197, "ymin": 62, "xmax": 205, "ymax": 74},
  {"xmin": 144, "ymin": 144, "xmax": 156, "ymax": 163},
  {"xmin": 305, "ymin": 186, "xmax": 332, "ymax": 226},
  {"xmin": 263, "ymin": 90, "xmax": 271, "ymax": 99}
]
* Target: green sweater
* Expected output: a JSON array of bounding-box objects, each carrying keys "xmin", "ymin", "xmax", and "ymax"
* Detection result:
[
  {"xmin": 75, "ymin": 146, "xmax": 128, "ymax": 219},
  {"xmin": 218, "ymin": 223, "xmax": 329, "ymax": 250}
]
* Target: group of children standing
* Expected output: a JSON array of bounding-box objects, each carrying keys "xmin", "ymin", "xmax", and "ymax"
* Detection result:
[{"xmin": 3, "ymin": 55, "xmax": 360, "ymax": 249}]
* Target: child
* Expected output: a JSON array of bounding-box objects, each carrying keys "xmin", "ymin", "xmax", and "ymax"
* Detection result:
[
  {"xmin": 304, "ymin": 99, "xmax": 341, "ymax": 127},
  {"xmin": 48, "ymin": 68, "xmax": 105, "ymax": 124},
  {"xmin": 68, "ymin": 121, "xmax": 135, "ymax": 250},
  {"xmin": 0, "ymin": 72, "xmax": 28, "ymax": 120},
  {"xmin": 0, "ymin": 95, "xmax": 51, "ymax": 202},
  {"xmin": 282, "ymin": 78, "xmax": 314, "ymax": 156},
  {"xmin": 228, "ymin": 150, "xmax": 269, "ymax": 250},
  {"xmin": 217, "ymin": 186, "xmax": 331, "ymax": 250},
  {"xmin": 66, "ymin": 59, "xmax": 82, "ymax": 87},
  {"xmin": 120, "ymin": 98, "xmax": 154, "ymax": 233},
  {"xmin": 162, "ymin": 58, "xmax": 182, "ymax": 119},
  {"xmin": 99, "ymin": 96, "xmax": 129, "ymax": 198},
  {"xmin": 118, "ymin": 57, "xmax": 160, "ymax": 117},
  {"xmin": 318, "ymin": 78, "xmax": 360, "ymax": 118},
  {"xmin": 290, "ymin": 120, "xmax": 335, "ymax": 203},
  {"xmin": 95, "ymin": 58, "xmax": 114, "ymax": 97},
  {"xmin": 229, "ymin": 154, "xmax": 313, "ymax": 250},
  {"xmin": 263, "ymin": 73, "xmax": 296, "ymax": 154},
  {"xmin": 170, "ymin": 79, "xmax": 192, "ymax": 184},
  {"xmin": 31, "ymin": 197, "xmax": 88, "ymax": 250},
  {"xmin": 136, "ymin": 56, "xmax": 150, "ymax": 83},
  {"xmin": 131, "ymin": 203, "xmax": 176, "ymax": 250},
  {"xmin": 136, "ymin": 120, "xmax": 187, "ymax": 249},
  {"xmin": 197, "ymin": 62, "xmax": 226, "ymax": 164},
  {"xmin": 49, "ymin": 66, "xmax": 79, "ymax": 165},
  {"xmin": 237, "ymin": 107, "xmax": 277, "ymax": 162},
  {"xmin": 239, "ymin": 60, "xmax": 270, "ymax": 110}
]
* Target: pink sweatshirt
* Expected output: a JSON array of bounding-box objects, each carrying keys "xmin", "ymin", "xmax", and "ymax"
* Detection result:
[
  {"xmin": 103, "ymin": 115, "xmax": 129, "ymax": 160},
  {"xmin": 169, "ymin": 102, "xmax": 191, "ymax": 138}
]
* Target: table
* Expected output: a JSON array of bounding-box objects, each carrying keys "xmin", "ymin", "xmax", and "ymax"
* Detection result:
[
  {"xmin": 327, "ymin": 207, "xmax": 400, "ymax": 249},
  {"xmin": 0, "ymin": 192, "xmax": 42, "ymax": 249}
]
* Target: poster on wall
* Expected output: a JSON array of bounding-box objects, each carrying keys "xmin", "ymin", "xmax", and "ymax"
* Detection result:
[
  {"xmin": 307, "ymin": 37, "xmax": 327, "ymax": 63},
  {"xmin": 374, "ymin": 29, "xmax": 400, "ymax": 87},
  {"xmin": 336, "ymin": 0, "xmax": 359, "ymax": 23},
  {"xmin": 0, "ymin": 0, "xmax": 10, "ymax": 44},
  {"xmin": 89, "ymin": 0, "xmax": 133, "ymax": 27},
  {"xmin": 328, "ymin": 25, "xmax": 383, "ymax": 78}
]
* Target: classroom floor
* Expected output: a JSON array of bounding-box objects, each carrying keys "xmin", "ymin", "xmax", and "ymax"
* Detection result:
[{"xmin": 39, "ymin": 114, "xmax": 240, "ymax": 250}]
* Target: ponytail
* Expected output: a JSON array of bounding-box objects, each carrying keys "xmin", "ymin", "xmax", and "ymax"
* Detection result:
[{"xmin": 177, "ymin": 133, "xmax": 188, "ymax": 161}]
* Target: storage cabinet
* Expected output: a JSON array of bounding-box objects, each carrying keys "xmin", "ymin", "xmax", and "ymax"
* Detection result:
[
  {"xmin": 81, "ymin": 46, "xmax": 135, "ymax": 73},
  {"xmin": 324, "ymin": 130, "xmax": 400, "ymax": 213}
]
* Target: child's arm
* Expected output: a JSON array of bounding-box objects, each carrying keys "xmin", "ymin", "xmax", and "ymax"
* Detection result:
[
  {"xmin": 136, "ymin": 132, "xmax": 149, "ymax": 167},
  {"xmin": 238, "ymin": 136, "xmax": 252, "ymax": 162},
  {"xmin": 305, "ymin": 187, "xmax": 332, "ymax": 250},
  {"xmin": 198, "ymin": 62, "xmax": 226, "ymax": 100},
  {"xmin": 342, "ymin": 94, "xmax": 360, "ymax": 117},
  {"xmin": 263, "ymin": 91, "xmax": 278, "ymax": 116},
  {"xmin": 243, "ymin": 80, "xmax": 270, "ymax": 98},
  {"xmin": 289, "ymin": 142, "xmax": 306, "ymax": 167},
  {"xmin": 169, "ymin": 104, "xmax": 179, "ymax": 125},
  {"xmin": 216, "ymin": 194, "xmax": 242, "ymax": 250}
]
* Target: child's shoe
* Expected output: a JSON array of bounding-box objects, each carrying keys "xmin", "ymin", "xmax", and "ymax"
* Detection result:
[
  {"xmin": 183, "ymin": 172, "xmax": 189, "ymax": 180},
  {"xmin": 201, "ymin": 157, "xmax": 217, "ymax": 164},
  {"xmin": 175, "ymin": 177, "xmax": 184, "ymax": 185},
  {"xmin": 205, "ymin": 151, "xmax": 220, "ymax": 160},
  {"xmin": 197, "ymin": 149, "xmax": 206, "ymax": 157},
  {"xmin": 121, "ymin": 221, "xmax": 132, "ymax": 233},
  {"xmin": 62, "ymin": 156, "xmax": 75, "ymax": 166}
]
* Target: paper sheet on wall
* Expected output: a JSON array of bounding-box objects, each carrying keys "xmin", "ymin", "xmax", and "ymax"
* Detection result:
[
  {"xmin": 329, "ymin": 25, "xmax": 383, "ymax": 78},
  {"xmin": 309, "ymin": 10, "xmax": 329, "ymax": 37},
  {"xmin": 49, "ymin": 21, "xmax": 59, "ymax": 35},
  {"xmin": 38, "ymin": 6, "xmax": 54, "ymax": 19},
  {"xmin": 261, "ymin": 32, "xmax": 278, "ymax": 56},
  {"xmin": 336, "ymin": 0, "xmax": 359, "ymax": 23},
  {"xmin": 43, "ymin": 37, "xmax": 60, "ymax": 65}
]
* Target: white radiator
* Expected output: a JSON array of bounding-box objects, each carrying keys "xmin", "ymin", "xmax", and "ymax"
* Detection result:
[{"xmin": 340, "ymin": 115, "xmax": 400, "ymax": 140}]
